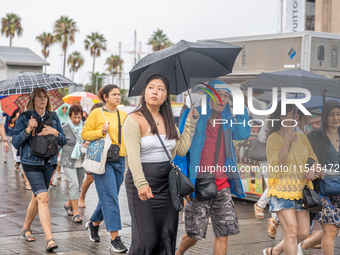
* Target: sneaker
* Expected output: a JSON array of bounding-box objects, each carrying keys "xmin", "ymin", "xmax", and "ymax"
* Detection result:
[
  {"xmin": 85, "ymin": 221, "xmax": 100, "ymax": 242},
  {"xmin": 297, "ymin": 241, "xmax": 308, "ymax": 255},
  {"xmin": 57, "ymin": 172, "xmax": 61, "ymax": 180},
  {"xmin": 109, "ymin": 236, "xmax": 128, "ymax": 253}
]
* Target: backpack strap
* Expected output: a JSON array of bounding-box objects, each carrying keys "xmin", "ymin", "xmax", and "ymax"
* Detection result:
[
  {"xmin": 43, "ymin": 112, "xmax": 55, "ymax": 122},
  {"xmin": 21, "ymin": 111, "xmax": 32, "ymax": 119}
]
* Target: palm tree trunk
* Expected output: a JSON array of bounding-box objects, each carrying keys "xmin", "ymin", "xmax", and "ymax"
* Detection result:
[
  {"xmin": 63, "ymin": 49, "xmax": 67, "ymax": 76},
  {"xmin": 9, "ymin": 35, "xmax": 13, "ymax": 47},
  {"xmin": 92, "ymin": 55, "xmax": 96, "ymax": 93}
]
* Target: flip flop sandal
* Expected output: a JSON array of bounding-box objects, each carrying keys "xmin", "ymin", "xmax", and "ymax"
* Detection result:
[
  {"xmin": 46, "ymin": 238, "xmax": 58, "ymax": 251},
  {"xmin": 72, "ymin": 214, "xmax": 83, "ymax": 223},
  {"xmin": 254, "ymin": 203, "xmax": 264, "ymax": 220},
  {"xmin": 263, "ymin": 247, "xmax": 273, "ymax": 255},
  {"xmin": 25, "ymin": 184, "xmax": 32, "ymax": 190},
  {"xmin": 78, "ymin": 202, "xmax": 86, "ymax": 208},
  {"xmin": 64, "ymin": 205, "xmax": 73, "ymax": 216},
  {"xmin": 267, "ymin": 218, "xmax": 279, "ymax": 239},
  {"xmin": 22, "ymin": 229, "xmax": 36, "ymax": 242}
]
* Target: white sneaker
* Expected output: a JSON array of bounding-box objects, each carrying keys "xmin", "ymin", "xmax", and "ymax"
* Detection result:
[{"xmin": 297, "ymin": 242, "xmax": 308, "ymax": 255}]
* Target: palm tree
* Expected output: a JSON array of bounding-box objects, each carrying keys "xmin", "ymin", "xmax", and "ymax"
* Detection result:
[
  {"xmin": 54, "ymin": 16, "xmax": 78, "ymax": 77},
  {"xmin": 84, "ymin": 32, "xmax": 107, "ymax": 93},
  {"xmin": 1, "ymin": 13, "xmax": 23, "ymax": 46},
  {"xmin": 36, "ymin": 32, "xmax": 55, "ymax": 72},
  {"xmin": 67, "ymin": 51, "xmax": 84, "ymax": 81},
  {"xmin": 84, "ymin": 72, "xmax": 107, "ymax": 93},
  {"xmin": 105, "ymin": 54, "xmax": 123, "ymax": 87},
  {"xmin": 148, "ymin": 29, "xmax": 173, "ymax": 52}
]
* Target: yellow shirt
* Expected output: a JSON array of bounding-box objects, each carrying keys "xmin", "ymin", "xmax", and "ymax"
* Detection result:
[
  {"xmin": 266, "ymin": 132, "xmax": 318, "ymax": 200},
  {"xmin": 81, "ymin": 108, "xmax": 127, "ymax": 157}
]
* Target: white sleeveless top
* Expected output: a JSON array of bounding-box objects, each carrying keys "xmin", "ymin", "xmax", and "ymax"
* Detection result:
[{"xmin": 140, "ymin": 134, "xmax": 176, "ymax": 163}]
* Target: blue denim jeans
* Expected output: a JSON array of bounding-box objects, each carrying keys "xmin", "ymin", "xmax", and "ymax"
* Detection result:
[{"xmin": 90, "ymin": 157, "xmax": 125, "ymax": 232}]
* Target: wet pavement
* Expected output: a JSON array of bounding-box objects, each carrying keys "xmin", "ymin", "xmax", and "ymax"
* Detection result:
[{"xmin": 1, "ymin": 143, "xmax": 340, "ymax": 254}]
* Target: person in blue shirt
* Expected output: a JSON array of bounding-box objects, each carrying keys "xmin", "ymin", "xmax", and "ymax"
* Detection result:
[{"xmin": 175, "ymin": 79, "xmax": 250, "ymax": 255}]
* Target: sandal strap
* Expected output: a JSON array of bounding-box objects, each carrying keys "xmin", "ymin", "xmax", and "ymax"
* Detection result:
[
  {"xmin": 22, "ymin": 229, "xmax": 32, "ymax": 236},
  {"xmin": 46, "ymin": 238, "xmax": 55, "ymax": 244},
  {"xmin": 72, "ymin": 214, "xmax": 81, "ymax": 220}
]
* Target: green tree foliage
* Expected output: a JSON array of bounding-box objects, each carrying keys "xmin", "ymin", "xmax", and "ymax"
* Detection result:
[
  {"xmin": 84, "ymin": 32, "xmax": 107, "ymax": 93},
  {"xmin": 148, "ymin": 28, "xmax": 173, "ymax": 52},
  {"xmin": 68, "ymin": 51, "xmax": 84, "ymax": 81},
  {"xmin": 1, "ymin": 13, "xmax": 23, "ymax": 46}
]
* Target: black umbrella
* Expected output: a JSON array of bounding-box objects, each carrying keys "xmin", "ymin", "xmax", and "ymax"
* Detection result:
[
  {"xmin": 245, "ymin": 69, "xmax": 340, "ymax": 100},
  {"xmin": 129, "ymin": 40, "xmax": 242, "ymax": 96}
]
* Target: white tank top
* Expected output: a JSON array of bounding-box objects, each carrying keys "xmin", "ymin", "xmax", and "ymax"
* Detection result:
[{"xmin": 140, "ymin": 134, "xmax": 176, "ymax": 163}]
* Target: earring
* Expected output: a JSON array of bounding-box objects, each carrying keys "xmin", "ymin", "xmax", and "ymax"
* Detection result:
[{"xmin": 165, "ymin": 101, "xmax": 168, "ymax": 105}]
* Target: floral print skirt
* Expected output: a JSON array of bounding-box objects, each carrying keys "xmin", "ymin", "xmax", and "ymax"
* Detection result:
[{"xmin": 315, "ymin": 193, "xmax": 340, "ymax": 228}]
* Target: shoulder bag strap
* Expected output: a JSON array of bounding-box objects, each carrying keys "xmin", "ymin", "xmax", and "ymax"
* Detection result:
[
  {"xmin": 117, "ymin": 110, "xmax": 121, "ymax": 146},
  {"xmin": 156, "ymin": 132, "xmax": 173, "ymax": 163},
  {"xmin": 215, "ymin": 124, "xmax": 223, "ymax": 177},
  {"xmin": 100, "ymin": 108, "xmax": 108, "ymax": 124},
  {"xmin": 44, "ymin": 112, "xmax": 55, "ymax": 123}
]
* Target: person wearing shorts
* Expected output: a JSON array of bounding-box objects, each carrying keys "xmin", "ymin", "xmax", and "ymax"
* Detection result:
[
  {"xmin": 262, "ymin": 103, "xmax": 319, "ymax": 255},
  {"xmin": 12, "ymin": 88, "xmax": 66, "ymax": 251},
  {"xmin": 175, "ymin": 79, "xmax": 250, "ymax": 255}
]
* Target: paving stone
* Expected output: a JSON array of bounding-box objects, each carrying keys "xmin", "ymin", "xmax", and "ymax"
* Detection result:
[{"xmin": 0, "ymin": 142, "xmax": 340, "ymax": 254}]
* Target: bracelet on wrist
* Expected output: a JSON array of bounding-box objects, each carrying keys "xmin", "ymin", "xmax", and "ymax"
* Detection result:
[{"xmin": 3, "ymin": 140, "xmax": 8, "ymax": 143}]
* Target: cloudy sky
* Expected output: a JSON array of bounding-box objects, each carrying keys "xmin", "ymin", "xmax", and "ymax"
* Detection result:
[{"xmin": 0, "ymin": 0, "xmax": 282, "ymax": 88}]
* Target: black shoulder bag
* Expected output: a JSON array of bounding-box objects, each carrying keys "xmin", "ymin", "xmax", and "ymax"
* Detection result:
[
  {"xmin": 156, "ymin": 132, "xmax": 195, "ymax": 211},
  {"xmin": 22, "ymin": 111, "xmax": 59, "ymax": 158},
  {"xmin": 106, "ymin": 109, "xmax": 121, "ymax": 162},
  {"xmin": 195, "ymin": 123, "xmax": 223, "ymax": 201}
]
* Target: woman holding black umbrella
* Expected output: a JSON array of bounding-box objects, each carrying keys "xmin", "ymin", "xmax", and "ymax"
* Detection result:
[{"xmin": 123, "ymin": 74, "xmax": 199, "ymax": 254}]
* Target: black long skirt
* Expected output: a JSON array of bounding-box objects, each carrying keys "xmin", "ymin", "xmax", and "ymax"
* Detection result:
[{"xmin": 125, "ymin": 161, "xmax": 178, "ymax": 255}]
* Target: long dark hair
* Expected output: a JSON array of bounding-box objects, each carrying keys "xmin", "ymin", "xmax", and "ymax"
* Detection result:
[
  {"xmin": 267, "ymin": 103, "xmax": 295, "ymax": 138},
  {"xmin": 132, "ymin": 74, "xmax": 179, "ymax": 140}
]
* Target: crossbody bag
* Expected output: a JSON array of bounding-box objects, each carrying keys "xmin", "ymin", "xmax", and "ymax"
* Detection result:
[{"xmin": 195, "ymin": 123, "xmax": 223, "ymax": 201}]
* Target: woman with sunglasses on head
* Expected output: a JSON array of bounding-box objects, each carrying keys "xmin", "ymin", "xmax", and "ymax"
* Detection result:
[
  {"xmin": 123, "ymin": 74, "xmax": 199, "ymax": 255},
  {"xmin": 82, "ymin": 85, "xmax": 128, "ymax": 253}
]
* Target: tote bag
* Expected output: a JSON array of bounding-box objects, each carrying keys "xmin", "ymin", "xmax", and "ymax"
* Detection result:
[{"xmin": 82, "ymin": 109, "xmax": 112, "ymax": 175}]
